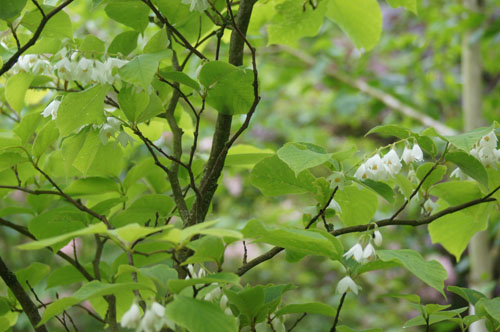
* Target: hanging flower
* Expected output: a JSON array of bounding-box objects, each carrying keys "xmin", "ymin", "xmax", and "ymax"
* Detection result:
[
  {"xmin": 450, "ymin": 168, "xmax": 468, "ymax": 180},
  {"xmin": 121, "ymin": 303, "xmax": 141, "ymax": 329},
  {"xmin": 343, "ymin": 243, "xmax": 363, "ymax": 263},
  {"xmin": 361, "ymin": 243, "xmax": 376, "ymax": 262},
  {"xmin": 402, "ymin": 144, "xmax": 424, "ymax": 164},
  {"xmin": 329, "ymin": 171, "xmax": 345, "ymax": 190},
  {"xmin": 423, "ymin": 199, "xmax": 439, "ymax": 214},
  {"xmin": 181, "ymin": 0, "xmax": 209, "ymax": 12},
  {"xmin": 336, "ymin": 276, "xmax": 360, "ymax": 295},
  {"xmin": 328, "ymin": 198, "xmax": 342, "ymax": 214},
  {"xmin": 382, "ymin": 149, "xmax": 402, "ymax": 175},
  {"xmin": 138, "ymin": 302, "xmax": 168, "ymax": 332},
  {"xmin": 41, "ymin": 99, "xmax": 61, "ymax": 120},
  {"xmin": 354, "ymin": 164, "xmax": 368, "ymax": 181},
  {"xmin": 478, "ymin": 131, "xmax": 498, "ymax": 150},
  {"xmin": 365, "ymin": 154, "xmax": 388, "ymax": 181},
  {"xmin": 373, "ymin": 230, "xmax": 383, "ymax": 247}
]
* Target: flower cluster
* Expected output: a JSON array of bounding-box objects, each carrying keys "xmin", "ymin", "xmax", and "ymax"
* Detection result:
[
  {"xmin": 470, "ymin": 131, "xmax": 499, "ymax": 169},
  {"xmin": 355, "ymin": 144, "xmax": 423, "ymax": 181},
  {"xmin": 203, "ymin": 287, "xmax": 232, "ymax": 316},
  {"xmin": 13, "ymin": 49, "xmax": 128, "ymax": 86},
  {"xmin": 343, "ymin": 230, "xmax": 382, "ymax": 264},
  {"xmin": 121, "ymin": 302, "xmax": 173, "ymax": 332}
]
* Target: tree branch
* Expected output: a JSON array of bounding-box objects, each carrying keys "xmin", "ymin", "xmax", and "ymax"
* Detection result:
[
  {"xmin": 0, "ymin": 0, "xmax": 74, "ymax": 77},
  {"xmin": 0, "ymin": 256, "xmax": 48, "ymax": 332}
]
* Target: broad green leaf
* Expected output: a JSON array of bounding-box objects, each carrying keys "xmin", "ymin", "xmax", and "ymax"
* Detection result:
[
  {"xmin": 0, "ymin": 298, "xmax": 10, "ymax": 315},
  {"xmin": 21, "ymin": 6, "xmax": 72, "ymax": 39},
  {"xmin": 199, "ymin": 61, "xmax": 254, "ymax": 115},
  {"xmin": 56, "ymin": 85, "xmax": 107, "ymax": 136},
  {"xmin": 16, "ymin": 262, "xmax": 50, "ymax": 290},
  {"xmin": 40, "ymin": 281, "xmax": 153, "ymax": 325},
  {"xmin": 19, "ymin": 223, "xmax": 107, "ymax": 250},
  {"xmin": 447, "ymin": 286, "xmax": 486, "ymax": 305},
  {"xmin": 326, "ymin": 0, "xmax": 382, "ymax": 51},
  {"xmin": 32, "ymin": 120, "xmax": 59, "ymax": 157},
  {"xmin": 14, "ymin": 111, "xmax": 43, "ymax": 144},
  {"xmin": 144, "ymin": 29, "xmax": 169, "ymax": 53},
  {"xmin": 165, "ymin": 296, "xmax": 238, "ymax": 332},
  {"xmin": 5, "ymin": 72, "xmax": 33, "ymax": 111},
  {"xmin": 242, "ymin": 219, "xmax": 343, "ymax": 260},
  {"xmin": 161, "ymin": 71, "xmax": 200, "ymax": 91},
  {"xmin": 118, "ymin": 50, "xmax": 171, "ymax": 88},
  {"xmin": 111, "ymin": 194, "xmax": 174, "ymax": 227},
  {"xmin": 168, "ymin": 273, "xmax": 240, "ymax": 293},
  {"xmin": 477, "ymin": 298, "xmax": 500, "ymax": 321},
  {"xmin": 357, "ymin": 178, "xmax": 395, "ymax": 203},
  {"xmin": 335, "ymin": 184, "xmax": 378, "ymax": 226},
  {"xmin": 414, "ymin": 134, "xmax": 437, "ymax": 156},
  {"xmin": 430, "ymin": 181, "xmax": 483, "ymax": 207},
  {"xmin": 72, "ymin": 128, "xmax": 101, "ymax": 175},
  {"xmin": 377, "ymin": 249, "xmax": 448, "ymax": 296},
  {"xmin": 118, "ymin": 85, "xmax": 149, "ymax": 122},
  {"xmin": 277, "ymin": 143, "xmax": 331, "ymax": 176},
  {"xmin": 250, "ymin": 155, "xmax": 317, "ymax": 196},
  {"xmin": 108, "ymin": 31, "xmax": 139, "ymax": 56},
  {"xmin": 337, "ymin": 327, "xmax": 382, "ymax": 332},
  {"xmin": 267, "ymin": 0, "xmax": 327, "ymax": 46},
  {"xmin": 225, "ymin": 286, "xmax": 265, "ymax": 321},
  {"xmin": 0, "ymin": 152, "xmax": 27, "ymax": 172},
  {"xmin": 46, "ymin": 266, "xmax": 87, "ymax": 289},
  {"xmin": 404, "ymin": 307, "xmax": 468, "ymax": 328},
  {"xmin": 104, "ymin": 0, "xmax": 150, "ymax": 32},
  {"xmin": 65, "ymin": 177, "xmax": 119, "ymax": 196},
  {"xmin": 276, "ymin": 302, "xmax": 336, "ymax": 317},
  {"xmin": 444, "ymin": 125, "xmax": 495, "ymax": 152},
  {"xmin": 416, "ymin": 163, "xmax": 447, "ymax": 191},
  {"xmin": 139, "ymin": 265, "xmax": 177, "ymax": 297},
  {"xmin": 0, "ymin": 0, "xmax": 27, "ymax": 19},
  {"xmin": 185, "ymin": 236, "xmax": 225, "ymax": 265},
  {"xmin": 365, "ymin": 124, "xmax": 411, "ymax": 139},
  {"xmin": 79, "ymin": 35, "xmax": 105, "ymax": 55},
  {"xmin": 136, "ymin": 93, "xmax": 164, "ymax": 123},
  {"xmin": 386, "ymin": 0, "xmax": 418, "ymax": 13},
  {"xmin": 226, "ymin": 144, "xmax": 274, "ymax": 167},
  {"xmin": 446, "ymin": 151, "xmax": 489, "ymax": 188},
  {"xmin": 109, "ymin": 223, "xmax": 172, "ymax": 244}
]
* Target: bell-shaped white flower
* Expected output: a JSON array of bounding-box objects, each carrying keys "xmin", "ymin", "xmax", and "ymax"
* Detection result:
[
  {"xmin": 41, "ymin": 100, "xmax": 61, "ymax": 120},
  {"xmin": 336, "ymin": 276, "xmax": 360, "ymax": 295},
  {"xmin": 382, "ymin": 149, "xmax": 402, "ymax": 175},
  {"xmin": 373, "ymin": 230, "xmax": 383, "ymax": 247},
  {"xmin": 220, "ymin": 294, "xmax": 228, "ymax": 311},
  {"xmin": 478, "ymin": 147, "xmax": 497, "ymax": 169},
  {"xmin": 329, "ymin": 171, "xmax": 345, "ymax": 190},
  {"xmin": 450, "ymin": 168, "xmax": 468, "ymax": 180},
  {"xmin": 55, "ymin": 57, "xmax": 75, "ymax": 81},
  {"xmin": 354, "ymin": 164, "xmax": 368, "ymax": 181},
  {"xmin": 181, "ymin": 0, "xmax": 209, "ymax": 12},
  {"xmin": 121, "ymin": 302, "xmax": 141, "ymax": 329},
  {"xmin": 328, "ymin": 198, "xmax": 342, "ymax": 214},
  {"xmin": 361, "ymin": 243, "xmax": 376, "ymax": 262},
  {"xmin": 92, "ymin": 60, "xmax": 114, "ymax": 85},
  {"xmin": 402, "ymin": 144, "xmax": 424, "ymax": 164},
  {"xmin": 495, "ymin": 149, "xmax": 500, "ymax": 164},
  {"xmin": 365, "ymin": 154, "xmax": 388, "ymax": 181},
  {"xmin": 423, "ymin": 199, "xmax": 439, "ymax": 214},
  {"xmin": 479, "ymin": 131, "xmax": 498, "ymax": 150},
  {"xmin": 343, "ymin": 243, "xmax": 363, "ymax": 262},
  {"xmin": 138, "ymin": 302, "xmax": 166, "ymax": 332},
  {"xmin": 76, "ymin": 57, "xmax": 94, "ymax": 84}
]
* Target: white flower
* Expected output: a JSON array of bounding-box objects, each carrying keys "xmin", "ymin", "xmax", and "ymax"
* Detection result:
[
  {"xmin": 121, "ymin": 303, "xmax": 141, "ymax": 329},
  {"xmin": 373, "ymin": 230, "xmax": 383, "ymax": 247},
  {"xmin": 343, "ymin": 243, "xmax": 363, "ymax": 263},
  {"xmin": 361, "ymin": 243, "xmax": 376, "ymax": 262},
  {"xmin": 92, "ymin": 60, "xmax": 114, "ymax": 85},
  {"xmin": 402, "ymin": 144, "xmax": 424, "ymax": 164},
  {"xmin": 329, "ymin": 171, "xmax": 345, "ymax": 190},
  {"xmin": 365, "ymin": 154, "xmax": 388, "ymax": 181},
  {"xmin": 423, "ymin": 199, "xmax": 439, "ymax": 214},
  {"xmin": 336, "ymin": 276, "xmax": 360, "ymax": 295},
  {"xmin": 478, "ymin": 147, "xmax": 497, "ymax": 169},
  {"xmin": 117, "ymin": 131, "xmax": 135, "ymax": 147},
  {"xmin": 354, "ymin": 164, "xmax": 369, "ymax": 181},
  {"xmin": 41, "ymin": 100, "xmax": 61, "ymax": 120},
  {"xmin": 450, "ymin": 168, "xmax": 468, "ymax": 180},
  {"xmin": 181, "ymin": 0, "xmax": 209, "ymax": 12},
  {"xmin": 55, "ymin": 57, "xmax": 75, "ymax": 81},
  {"xmin": 479, "ymin": 131, "xmax": 498, "ymax": 150},
  {"xmin": 382, "ymin": 149, "xmax": 402, "ymax": 175},
  {"xmin": 220, "ymin": 294, "xmax": 228, "ymax": 310},
  {"xmin": 17, "ymin": 54, "xmax": 38, "ymax": 72},
  {"xmin": 138, "ymin": 302, "xmax": 166, "ymax": 332},
  {"xmin": 495, "ymin": 149, "xmax": 500, "ymax": 164},
  {"xmin": 328, "ymin": 198, "xmax": 342, "ymax": 214},
  {"xmin": 76, "ymin": 57, "xmax": 94, "ymax": 84}
]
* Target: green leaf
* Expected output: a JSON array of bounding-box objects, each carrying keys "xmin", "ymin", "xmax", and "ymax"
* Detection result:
[
  {"xmin": 444, "ymin": 125, "xmax": 495, "ymax": 151},
  {"xmin": 225, "ymin": 286, "xmax": 265, "ymax": 321},
  {"xmin": 33, "ymin": 120, "xmax": 59, "ymax": 157},
  {"xmin": 377, "ymin": 249, "xmax": 448, "ymax": 296},
  {"xmin": 136, "ymin": 93, "xmax": 164, "ymax": 123},
  {"xmin": 335, "ymin": 184, "xmax": 378, "ymax": 226},
  {"xmin": 416, "ymin": 163, "xmax": 447, "ymax": 191},
  {"xmin": 326, "ymin": 0, "xmax": 382, "ymax": 51},
  {"xmin": 386, "ymin": 0, "xmax": 418, "ymax": 13},
  {"xmin": 104, "ymin": 0, "xmax": 150, "ymax": 32},
  {"xmin": 56, "ymin": 85, "xmax": 107, "ymax": 136},
  {"xmin": 337, "ymin": 327, "xmax": 382, "ymax": 332},
  {"xmin": 357, "ymin": 178, "xmax": 395, "ymax": 203},
  {"xmin": 65, "ymin": 177, "xmax": 119, "ymax": 196},
  {"xmin": 46, "ymin": 266, "xmax": 87, "ymax": 289},
  {"xmin": 447, "ymin": 286, "xmax": 486, "ymax": 305},
  {"xmin": 225, "ymin": 144, "xmax": 275, "ymax": 167},
  {"xmin": 16, "ymin": 262, "xmax": 50, "ymax": 290},
  {"xmin": 250, "ymin": 155, "xmax": 317, "ymax": 196},
  {"xmin": 276, "ymin": 302, "xmax": 337, "ymax": 317},
  {"xmin": 446, "ymin": 151, "xmax": 489, "ymax": 188},
  {"xmin": 477, "ymin": 298, "xmax": 500, "ymax": 322},
  {"xmin": 108, "ymin": 31, "xmax": 139, "ymax": 56},
  {"xmin": 277, "ymin": 143, "xmax": 331, "ymax": 176},
  {"xmin": 267, "ymin": 0, "xmax": 327, "ymax": 46},
  {"xmin": 365, "ymin": 124, "xmax": 411, "ymax": 139},
  {"xmin": 5, "ymin": 72, "xmax": 33, "ymax": 111},
  {"xmin": 0, "ymin": 0, "xmax": 27, "ymax": 19},
  {"xmin": 118, "ymin": 50, "xmax": 171, "ymax": 88},
  {"xmin": 14, "ymin": 112, "xmax": 43, "ymax": 144},
  {"xmin": 118, "ymin": 85, "xmax": 149, "ymax": 122},
  {"xmin": 111, "ymin": 194, "xmax": 175, "ymax": 228},
  {"xmin": 185, "ymin": 236, "xmax": 225, "ymax": 265},
  {"xmin": 168, "ymin": 273, "xmax": 240, "ymax": 293},
  {"xmin": 165, "ymin": 296, "xmax": 238, "ymax": 332},
  {"xmin": 144, "ymin": 29, "xmax": 169, "ymax": 53},
  {"xmin": 40, "ymin": 281, "xmax": 153, "ymax": 325},
  {"xmin": 109, "ymin": 223, "xmax": 172, "ymax": 244},
  {"xmin": 19, "ymin": 223, "xmax": 107, "ymax": 250},
  {"xmin": 414, "ymin": 134, "xmax": 437, "ymax": 156},
  {"xmin": 79, "ymin": 35, "xmax": 105, "ymax": 55},
  {"xmin": 199, "ymin": 61, "xmax": 254, "ymax": 115},
  {"xmin": 21, "ymin": 6, "xmax": 72, "ymax": 39},
  {"xmin": 0, "ymin": 152, "xmax": 27, "ymax": 172},
  {"xmin": 242, "ymin": 220, "xmax": 343, "ymax": 260},
  {"xmin": 403, "ymin": 307, "xmax": 468, "ymax": 328},
  {"xmin": 161, "ymin": 71, "xmax": 200, "ymax": 91}
]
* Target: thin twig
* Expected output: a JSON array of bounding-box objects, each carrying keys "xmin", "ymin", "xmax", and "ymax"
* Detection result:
[
  {"xmin": 330, "ymin": 292, "xmax": 347, "ymax": 332},
  {"xmin": 288, "ymin": 313, "xmax": 307, "ymax": 332}
]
